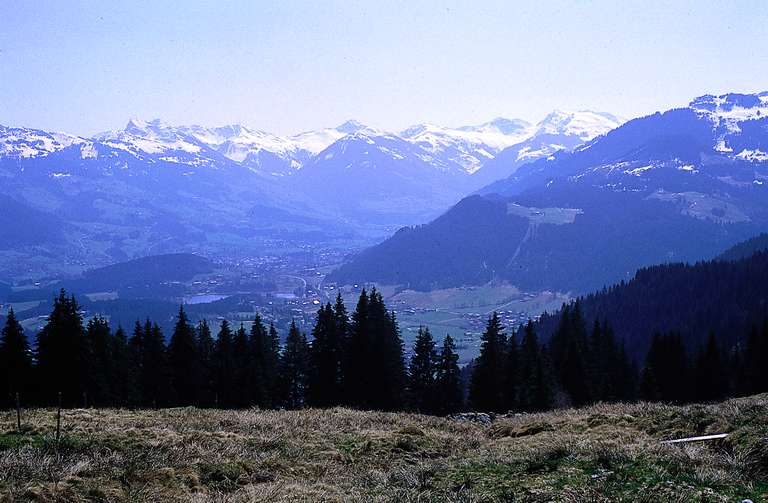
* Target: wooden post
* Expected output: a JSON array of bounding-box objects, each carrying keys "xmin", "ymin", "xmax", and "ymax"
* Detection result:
[
  {"xmin": 56, "ymin": 392, "xmax": 62, "ymax": 442},
  {"xmin": 15, "ymin": 392, "xmax": 21, "ymax": 432}
]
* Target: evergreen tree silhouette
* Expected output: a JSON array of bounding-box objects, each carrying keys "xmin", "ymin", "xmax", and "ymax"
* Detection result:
[
  {"xmin": 307, "ymin": 303, "xmax": 345, "ymax": 407},
  {"xmin": 280, "ymin": 320, "xmax": 310, "ymax": 409},
  {"xmin": 408, "ymin": 326, "xmax": 437, "ymax": 413},
  {"xmin": 0, "ymin": 308, "xmax": 31, "ymax": 407},
  {"xmin": 214, "ymin": 320, "xmax": 235, "ymax": 407},
  {"xmin": 469, "ymin": 312, "xmax": 507, "ymax": 412},
  {"xmin": 434, "ymin": 335, "xmax": 463, "ymax": 415},
  {"xmin": 196, "ymin": 319, "xmax": 216, "ymax": 407},
  {"xmin": 168, "ymin": 305, "xmax": 199, "ymax": 406},
  {"xmin": 35, "ymin": 290, "xmax": 89, "ymax": 406}
]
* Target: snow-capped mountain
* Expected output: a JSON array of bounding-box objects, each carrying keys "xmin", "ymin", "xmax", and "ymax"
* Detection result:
[
  {"xmin": 0, "ymin": 125, "xmax": 87, "ymax": 158},
  {"xmin": 294, "ymin": 127, "xmax": 470, "ymax": 224},
  {"xmin": 178, "ymin": 121, "xmax": 367, "ymax": 175},
  {"xmin": 400, "ymin": 118, "xmax": 532, "ymax": 174},
  {"xmin": 332, "ymin": 92, "xmax": 768, "ymax": 294},
  {"xmin": 473, "ymin": 110, "xmax": 625, "ymax": 186},
  {"xmin": 0, "ymin": 109, "xmax": 628, "ymax": 272}
]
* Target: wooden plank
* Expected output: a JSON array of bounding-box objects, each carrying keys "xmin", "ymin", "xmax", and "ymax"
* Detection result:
[{"xmin": 661, "ymin": 433, "xmax": 729, "ymax": 444}]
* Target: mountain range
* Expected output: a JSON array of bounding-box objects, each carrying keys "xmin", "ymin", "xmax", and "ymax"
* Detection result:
[
  {"xmin": 0, "ymin": 110, "xmax": 620, "ymax": 278},
  {"xmin": 331, "ymin": 92, "xmax": 768, "ymax": 293}
]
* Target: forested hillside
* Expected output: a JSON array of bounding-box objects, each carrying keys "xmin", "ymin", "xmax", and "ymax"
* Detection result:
[
  {"xmin": 717, "ymin": 232, "xmax": 768, "ymax": 261},
  {"xmin": 535, "ymin": 249, "xmax": 768, "ymax": 360}
]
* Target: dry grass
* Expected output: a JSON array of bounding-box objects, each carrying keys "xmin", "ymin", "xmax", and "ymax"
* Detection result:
[{"xmin": 1, "ymin": 395, "xmax": 767, "ymax": 502}]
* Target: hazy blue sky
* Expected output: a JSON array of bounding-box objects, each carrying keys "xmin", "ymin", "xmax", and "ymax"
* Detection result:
[{"xmin": 1, "ymin": 0, "xmax": 767, "ymax": 136}]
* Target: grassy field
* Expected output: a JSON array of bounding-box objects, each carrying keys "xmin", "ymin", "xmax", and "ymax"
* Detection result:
[{"xmin": 1, "ymin": 396, "xmax": 767, "ymax": 502}]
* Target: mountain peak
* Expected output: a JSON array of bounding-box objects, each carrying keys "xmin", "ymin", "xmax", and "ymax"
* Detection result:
[
  {"xmin": 124, "ymin": 117, "xmax": 171, "ymax": 135},
  {"xmin": 335, "ymin": 120, "xmax": 367, "ymax": 134},
  {"xmin": 535, "ymin": 110, "xmax": 624, "ymax": 140}
]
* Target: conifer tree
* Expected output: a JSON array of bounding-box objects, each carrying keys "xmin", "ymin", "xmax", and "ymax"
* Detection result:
[
  {"xmin": 503, "ymin": 331, "xmax": 519, "ymax": 411},
  {"xmin": 232, "ymin": 324, "xmax": 251, "ymax": 407},
  {"xmin": 742, "ymin": 321, "xmax": 768, "ymax": 395},
  {"xmin": 517, "ymin": 321, "xmax": 552, "ymax": 411},
  {"xmin": 280, "ymin": 320, "xmax": 310, "ymax": 409},
  {"xmin": 307, "ymin": 303, "xmax": 344, "ymax": 407},
  {"xmin": 262, "ymin": 322, "xmax": 282, "ymax": 407},
  {"xmin": 344, "ymin": 289, "xmax": 370, "ymax": 407},
  {"xmin": 214, "ymin": 320, "xmax": 235, "ymax": 407},
  {"xmin": 693, "ymin": 332, "xmax": 727, "ymax": 402},
  {"xmin": 35, "ymin": 290, "xmax": 89, "ymax": 406},
  {"xmin": 247, "ymin": 315, "xmax": 269, "ymax": 407},
  {"xmin": 640, "ymin": 331, "xmax": 689, "ymax": 403},
  {"xmin": 469, "ymin": 312, "xmax": 508, "ymax": 412},
  {"xmin": 196, "ymin": 320, "xmax": 216, "ymax": 407},
  {"xmin": 369, "ymin": 290, "xmax": 406, "ymax": 410},
  {"xmin": 110, "ymin": 326, "xmax": 136, "ymax": 407},
  {"xmin": 434, "ymin": 335, "xmax": 463, "ymax": 415},
  {"xmin": 408, "ymin": 327, "xmax": 437, "ymax": 413},
  {"xmin": 168, "ymin": 305, "xmax": 199, "ymax": 406},
  {"xmin": 128, "ymin": 321, "xmax": 145, "ymax": 406},
  {"xmin": 550, "ymin": 302, "xmax": 591, "ymax": 406},
  {"xmin": 615, "ymin": 339, "xmax": 637, "ymax": 402},
  {"xmin": 85, "ymin": 315, "xmax": 112, "ymax": 406},
  {"xmin": 142, "ymin": 321, "xmax": 173, "ymax": 407},
  {"xmin": 0, "ymin": 308, "xmax": 31, "ymax": 407}
]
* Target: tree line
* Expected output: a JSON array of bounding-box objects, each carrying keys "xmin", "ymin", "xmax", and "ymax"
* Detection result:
[
  {"xmin": 3, "ymin": 290, "xmax": 767, "ymax": 413},
  {"xmin": 0, "ymin": 288, "xmax": 461, "ymax": 414},
  {"xmin": 468, "ymin": 302, "xmax": 768, "ymax": 412}
]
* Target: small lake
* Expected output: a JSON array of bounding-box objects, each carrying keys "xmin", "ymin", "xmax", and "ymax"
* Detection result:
[{"xmin": 184, "ymin": 294, "xmax": 230, "ymax": 305}]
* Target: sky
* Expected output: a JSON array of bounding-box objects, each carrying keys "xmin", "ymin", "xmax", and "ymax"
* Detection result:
[{"xmin": 1, "ymin": 0, "xmax": 767, "ymax": 136}]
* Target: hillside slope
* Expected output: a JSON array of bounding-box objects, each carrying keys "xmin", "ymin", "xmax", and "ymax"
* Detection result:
[
  {"xmin": 331, "ymin": 92, "xmax": 768, "ymax": 293},
  {"xmin": 536, "ymin": 249, "xmax": 768, "ymax": 360},
  {"xmin": 2, "ymin": 397, "xmax": 767, "ymax": 501}
]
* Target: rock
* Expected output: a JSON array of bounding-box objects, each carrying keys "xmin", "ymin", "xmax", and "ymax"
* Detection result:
[{"xmin": 450, "ymin": 412, "xmax": 493, "ymax": 425}]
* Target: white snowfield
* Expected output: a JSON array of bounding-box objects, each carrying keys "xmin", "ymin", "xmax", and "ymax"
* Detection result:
[{"xmin": 2, "ymin": 92, "xmax": 765, "ymax": 173}]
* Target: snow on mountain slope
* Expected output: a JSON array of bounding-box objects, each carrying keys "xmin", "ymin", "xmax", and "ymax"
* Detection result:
[
  {"xmin": 471, "ymin": 110, "xmax": 625, "ymax": 185},
  {"xmin": 401, "ymin": 118, "xmax": 532, "ymax": 174},
  {"xmin": 534, "ymin": 110, "xmax": 624, "ymax": 140},
  {"xmin": 1, "ymin": 111, "xmax": 625, "ymax": 183},
  {"xmin": 94, "ymin": 118, "xmax": 206, "ymax": 158},
  {"xmin": 0, "ymin": 125, "xmax": 86, "ymax": 158},
  {"xmin": 181, "ymin": 124, "xmax": 296, "ymax": 162}
]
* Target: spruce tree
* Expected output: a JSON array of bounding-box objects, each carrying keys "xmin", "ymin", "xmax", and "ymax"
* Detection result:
[
  {"xmin": 128, "ymin": 321, "xmax": 145, "ymax": 407},
  {"xmin": 85, "ymin": 315, "xmax": 112, "ymax": 406},
  {"xmin": 369, "ymin": 290, "xmax": 406, "ymax": 411},
  {"xmin": 517, "ymin": 321, "xmax": 552, "ymax": 412},
  {"xmin": 503, "ymin": 331, "xmax": 519, "ymax": 411},
  {"xmin": 469, "ymin": 312, "xmax": 507, "ymax": 412},
  {"xmin": 110, "ymin": 326, "xmax": 136, "ymax": 407},
  {"xmin": 262, "ymin": 322, "xmax": 282, "ymax": 407},
  {"xmin": 232, "ymin": 324, "xmax": 251, "ymax": 407},
  {"xmin": 143, "ymin": 321, "xmax": 173, "ymax": 407},
  {"xmin": 693, "ymin": 332, "xmax": 726, "ymax": 402},
  {"xmin": 247, "ymin": 315, "xmax": 269, "ymax": 407},
  {"xmin": 307, "ymin": 303, "xmax": 344, "ymax": 407},
  {"xmin": 214, "ymin": 320, "xmax": 235, "ymax": 407},
  {"xmin": 35, "ymin": 290, "xmax": 89, "ymax": 406},
  {"xmin": 168, "ymin": 305, "xmax": 199, "ymax": 406},
  {"xmin": 344, "ymin": 289, "xmax": 370, "ymax": 407},
  {"xmin": 408, "ymin": 327, "xmax": 437, "ymax": 413},
  {"xmin": 551, "ymin": 302, "xmax": 591, "ymax": 406},
  {"xmin": 196, "ymin": 320, "xmax": 216, "ymax": 407},
  {"xmin": 280, "ymin": 320, "xmax": 310, "ymax": 409},
  {"xmin": 434, "ymin": 335, "xmax": 463, "ymax": 415},
  {"xmin": 0, "ymin": 308, "xmax": 32, "ymax": 407}
]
